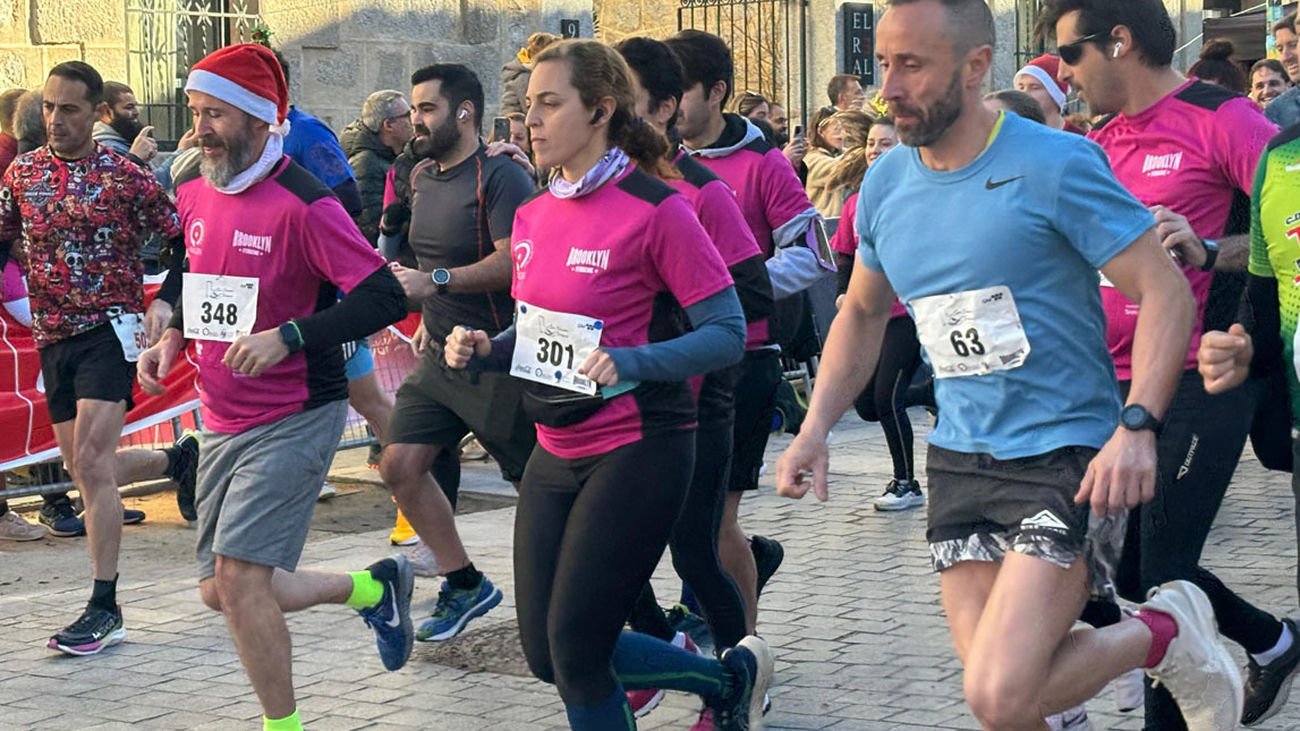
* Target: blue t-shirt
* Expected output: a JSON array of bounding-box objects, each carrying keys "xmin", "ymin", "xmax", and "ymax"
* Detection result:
[
  {"xmin": 283, "ymin": 107, "xmax": 355, "ymax": 189},
  {"xmin": 857, "ymin": 112, "xmax": 1154, "ymax": 459}
]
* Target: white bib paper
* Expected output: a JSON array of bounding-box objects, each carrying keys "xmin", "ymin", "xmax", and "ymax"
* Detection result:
[
  {"xmin": 510, "ymin": 301, "xmax": 603, "ymax": 395},
  {"xmin": 108, "ymin": 310, "xmax": 147, "ymax": 363},
  {"xmin": 911, "ymin": 285, "xmax": 1031, "ymax": 379},
  {"xmin": 182, "ymin": 273, "xmax": 259, "ymax": 343}
]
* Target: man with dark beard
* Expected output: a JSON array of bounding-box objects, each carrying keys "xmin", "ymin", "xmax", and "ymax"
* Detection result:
[
  {"xmin": 776, "ymin": 0, "xmax": 1244, "ymax": 728},
  {"xmin": 379, "ymin": 63, "xmax": 535, "ymax": 642},
  {"xmin": 92, "ymin": 82, "xmax": 158, "ymax": 167}
]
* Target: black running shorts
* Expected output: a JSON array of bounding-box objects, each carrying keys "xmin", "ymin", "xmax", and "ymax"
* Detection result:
[{"xmin": 38, "ymin": 324, "xmax": 136, "ymax": 424}]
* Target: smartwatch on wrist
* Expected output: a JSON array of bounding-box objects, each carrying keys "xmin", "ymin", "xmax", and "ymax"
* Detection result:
[
  {"xmin": 1119, "ymin": 404, "xmax": 1161, "ymax": 434},
  {"xmin": 1199, "ymin": 238, "xmax": 1219, "ymax": 272},
  {"xmin": 431, "ymin": 268, "xmax": 452, "ymax": 295},
  {"xmin": 279, "ymin": 321, "xmax": 304, "ymax": 354}
]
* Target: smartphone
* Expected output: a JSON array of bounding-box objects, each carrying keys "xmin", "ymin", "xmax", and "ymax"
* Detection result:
[
  {"xmin": 492, "ymin": 116, "xmax": 512, "ymax": 143},
  {"xmin": 793, "ymin": 124, "xmax": 804, "ymax": 137}
]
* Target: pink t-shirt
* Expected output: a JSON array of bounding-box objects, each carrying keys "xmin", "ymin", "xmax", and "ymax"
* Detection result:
[
  {"xmin": 176, "ymin": 158, "xmax": 387, "ymax": 434},
  {"xmin": 831, "ymin": 193, "xmax": 907, "ymax": 319},
  {"xmin": 2, "ymin": 259, "xmax": 25, "ymax": 302},
  {"xmin": 511, "ymin": 166, "xmax": 734, "ymax": 459},
  {"xmin": 1088, "ymin": 80, "xmax": 1276, "ymax": 379},
  {"xmin": 694, "ymin": 141, "xmax": 812, "ymax": 258}
]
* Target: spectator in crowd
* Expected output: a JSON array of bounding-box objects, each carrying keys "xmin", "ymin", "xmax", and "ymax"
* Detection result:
[
  {"xmin": 1066, "ymin": 112, "xmax": 1094, "ymax": 132},
  {"xmin": 985, "ymin": 88, "xmax": 1048, "ymax": 124},
  {"xmin": 1014, "ymin": 54, "xmax": 1084, "ymax": 132},
  {"xmin": 1188, "ymin": 39, "xmax": 1247, "ymax": 95},
  {"xmin": 0, "ymin": 88, "xmax": 23, "ymax": 172},
  {"xmin": 768, "ymin": 101, "xmax": 789, "ymax": 144},
  {"xmin": 92, "ymin": 81, "xmax": 158, "ymax": 167},
  {"xmin": 734, "ymin": 90, "xmax": 769, "ymax": 122},
  {"xmin": 827, "ymin": 72, "xmax": 865, "ymax": 110},
  {"xmin": 504, "ymin": 112, "xmax": 530, "ymax": 154},
  {"xmin": 1250, "ymin": 58, "xmax": 1291, "ymax": 109},
  {"xmin": 1266, "ymin": 12, "xmax": 1300, "ymax": 127},
  {"xmin": 499, "ymin": 31, "xmax": 558, "ymax": 115},
  {"xmin": 808, "ymin": 109, "xmax": 871, "ymax": 218},
  {"xmin": 13, "ymin": 90, "xmax": 44, "ymax": 155},
  {"xmin": 0, "ymin": 243, "xmax": 43, "ymax": 542},
  {"xmin": 803, "ymin": 105, "xmax": 845, "ymax": 217},
  {"xmin": 272, "ymin": 50, "xmax": 363, "ymax": 217},
  {"xmin": 341, "ymin": 89, "xmax": 413, "ymax": 247}
]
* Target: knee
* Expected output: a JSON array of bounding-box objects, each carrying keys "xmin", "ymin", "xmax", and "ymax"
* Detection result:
[
  {"xmin": 379, "ymin": 447, "xmax": 426, "ymax": 490},
  {"xmin": 212, "ymin": 557, "xmax": 268, "ymax": 607},
  {"xmin": 963, "ymin": 669, "xmax": 1042, "ymax": 730},
  {"xmin": 72, "ymin": 451, "xmax": 113, "ymax": 486},
  {"xmin": 523, "ymin": 647, "xmax": 556, "ymax": 686},
  {"xmin": 198, "ymin": 579, "xmax": 222, "ymax": 612}
]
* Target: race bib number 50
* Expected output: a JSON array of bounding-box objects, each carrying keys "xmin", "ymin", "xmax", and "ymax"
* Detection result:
[
  {"xmin": 910, "ymin": 285, "xmax": 1031, "ymax": 379},
  {"xmin": 182, "ymin": 273, "xmax": 259, "ymax": 342},
  {"xmin": 510, "ymin": 302, "xmax": 603, "ymax": 395}
]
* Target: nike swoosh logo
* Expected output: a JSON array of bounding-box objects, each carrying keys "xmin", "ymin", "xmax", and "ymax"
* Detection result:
[
  {"xmin": 985, "ymin": 176, "xmax": 1024, "ymax": 190},
  {"xmin": 1286, "ymin": 163, "xmax": 1300, "ymax": 172},
  {"xmin": 385, "ymin": 589, "xmax": 401, "ymax": 628}
]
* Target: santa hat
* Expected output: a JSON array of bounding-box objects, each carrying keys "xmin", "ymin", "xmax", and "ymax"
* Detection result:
[
  {"xmin": 184, "ymin": 43, "xmax": 289, "ymax": 133},
  {"xmin": 1014, "ymin": 54, "xmax": 1070, "ymax": 112}
]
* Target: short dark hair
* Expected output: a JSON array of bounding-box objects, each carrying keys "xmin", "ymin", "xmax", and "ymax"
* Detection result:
[
  {"xmin": 886, "ymin": 0, "xmax": 995, "ymax": 55},
  {"xmin": 1273, "ymin": 11, "xmax": 1296, "ymax": 36},
  {"xmin": 665, "ymin": 30, "xmax": 735, "ymax": 107},
  {"xmin": 1035, "ymin": 0, "xmax": 1176, "ymax": 68},
  {"xmin": 102, "ymin": 81, "xmax": 134, "ymax": 111},
  {"xmin": 47, "ymin": 61, "xmax": 104, "ymax": 106},
  {"xmin": 1188, "ymin": 39, "xmax": 1246, "ymax": 95},
  {"xmin": 1252, "ymin": 58, "xmax": 1289, "ymax": 83},
  {"xmin": 410, "ymin": 63, "xmax": 485, "ymax": 132},
  {"xmin": 273, "ymin": 50, "xmax": 290, "ymax": 89},
  {"xmin": 984, "ymin": 89, "xmax": 1047, "ymax": 124},
  {"xmin": 827, "ymin": 74, "xmax": 860, "ymax": 105},
  {"xmin": 614, "ymin": 37, "xmax": 685, "ymax": 124}
]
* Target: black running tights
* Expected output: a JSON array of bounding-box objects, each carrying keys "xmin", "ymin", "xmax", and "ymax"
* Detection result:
[{"xmin": 853, "ymin": 316, "xmax": 922, "ymax": 481}]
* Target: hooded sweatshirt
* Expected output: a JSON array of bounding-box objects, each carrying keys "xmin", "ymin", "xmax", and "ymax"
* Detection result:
[{"xmin": 340, "ymin": 119, "xmax": 396, "ymax": 247}]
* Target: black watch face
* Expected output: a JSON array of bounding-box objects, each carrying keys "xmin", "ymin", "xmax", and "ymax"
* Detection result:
[{"xmin": 1121, "ymin": 405, "xmax": 1146, "ymax": 429}]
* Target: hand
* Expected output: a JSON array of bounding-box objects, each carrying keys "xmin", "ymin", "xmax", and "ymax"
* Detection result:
[
  {"xmin": 578, "ymin": 348, "xmax": 619, "ymax": 386},
  {"xmin": 775, "ymin": 431, "xmax": 831, "ymax": 501},
  {"xmin": 177, "ymin": 126, "xmax": 199, "ymax": 150},
  {"xmin": 1075, "ymin": 428, "xmax": 1157, "ymax": 517},
  {"xmin": 1199, "ymin": 323, "xmax": 1253, "ymax": 394},
  {"xmin": 784, "ymin": 137, "xmax": 809, "ymax": 167},
  {"xmin": 445, "ymin": 326, "xmax": 490, "ymax": 368},
  {"xmin": 130, "ymin": 125, "xmax": 158, "ymax": 162},
  {"xmin": 138, "ymin": 329, "xmax": 185, "ymax": 395},
  {"xmin": 411, "ymin": 319, "xmax": 430, "ymax": 356},
  {"xmin": 485, "ymin": 141, "xmax": 535, "ymax": 177},
  {"xmin": 1149, "ymin": 205, "xmax": 1205, "ymax": 270},
  {"xmin": 389, "ymin": 262, "xmax": 435, "ymax": 300},
  {"xmin": 222, "ymin": 329, "xmax": 290, "ymax": 377},
  {"xmin": 143, "ymin": 299, "xmax": 172, "ymax": 346}
]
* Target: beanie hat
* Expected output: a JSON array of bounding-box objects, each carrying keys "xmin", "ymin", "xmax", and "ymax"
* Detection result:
[
  {"xmin": 1015, "ymin": 54, "xmax": 1070, "ymax": 112},
  {"xmin": 185, "ymin": 43, "xmax": 289, "ymax": 131}
]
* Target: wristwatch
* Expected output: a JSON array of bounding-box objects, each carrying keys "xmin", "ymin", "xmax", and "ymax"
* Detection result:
[
  {"xmin": 1119, "ymin": 404, "xmax": 1161, "ymax": 434},
  {"xmin": 431, "ymin": 268, "xmax": 452, "ymax": 295},
  {"xmin": 1199, "ymin": 238, "xmax": 1219, "ymax": 272},
  {"xmin": 278, "ymin": 321, "xmax": 304, "ymax": 354}
]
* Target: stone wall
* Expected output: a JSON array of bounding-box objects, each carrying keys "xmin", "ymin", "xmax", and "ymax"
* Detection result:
[{"xmin": 0, "ymin": 0, "xmax": 129, "ymax": 92}]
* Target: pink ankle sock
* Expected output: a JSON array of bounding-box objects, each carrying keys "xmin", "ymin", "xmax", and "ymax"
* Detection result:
[{"xmin": 1133, "ymin": 609, "xmax": 1178, "ymax": 668}]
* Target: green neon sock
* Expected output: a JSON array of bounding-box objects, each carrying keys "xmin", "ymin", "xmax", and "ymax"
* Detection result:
[
  {"xmin": 345, "ymin": 570, "xmax": 385, "ymax": 609},
  {"xmin": 263, "ymin": 709, "xmax": 302, "ymax": 731}
]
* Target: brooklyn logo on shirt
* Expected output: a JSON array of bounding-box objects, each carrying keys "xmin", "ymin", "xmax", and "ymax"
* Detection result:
[
  {"xmin": 565, "ymin": 247, "xmax": 610, "ymax": 274},
  {"xmin": 1141, "ymin": 151, "xmax": 1183, "ymax": 177},
  {"xmin": 232, "ymin": 229, "xmax": 273, "ymax": 257}
]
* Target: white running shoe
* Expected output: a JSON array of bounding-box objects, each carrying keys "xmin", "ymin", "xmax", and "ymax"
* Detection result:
[
  {"xmin": 1140, "ymin": 580, "xmax": 1243, "ymax": 731},
  {"xmin": 1046, "ymin": 704, "xmax": 1092, "ymax": 730},
  {"xmin": 405, "ymin": 541, "xmax": 442, "ymax": 578},
  {"xmin": 0, "ymin": 510, "xmax": 46, "ymax": 541},
  {"xmin": 318, "ymin": 482, "xmax": 337, "ymax": 501},
  {"xmin": 873, "ymin": 479, "xmax": 925, "ymax": 511},
  {"xmin": 1114, "ymin": 667, "xmax": 1145, "ymax": 712}
]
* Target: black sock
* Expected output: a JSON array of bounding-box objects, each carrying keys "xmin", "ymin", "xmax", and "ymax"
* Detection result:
[
  {"xmin": 161, "ymin": 446, "xmax": 181, "ymax": 481},
  {"xmin": 446, "ymin": 563, "xmax": 482, "ymax": 591},
  {"xmin": 89, "ymin": 575, "xmax": 118, "ymax": 613}
]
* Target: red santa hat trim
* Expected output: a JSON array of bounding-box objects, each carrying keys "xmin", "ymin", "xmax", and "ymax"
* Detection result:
[{"xmin": 1015, "ymin": 54, "xmax": 1070, "ymax": 113}]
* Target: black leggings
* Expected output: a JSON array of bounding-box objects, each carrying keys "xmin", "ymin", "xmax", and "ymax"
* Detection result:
[
  {"xmin": 515, "ymin": 430, "xmax": 694, "ymax": 705},
  {"xmin": 853, "ymin": 316, "xmax": 922, "ymax": 481},
  {"xmin": 1111, "ymin": 371, "xmax": 1282, "ymax": 729},
  {"xmin": 627, "ymin": 420, "xmax": 748, "ymax": 650}
]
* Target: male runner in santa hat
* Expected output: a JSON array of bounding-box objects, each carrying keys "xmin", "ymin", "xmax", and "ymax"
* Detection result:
[{"xmin": 1015, "ymin": 53, "xmax": 1087, "ymax": 133}]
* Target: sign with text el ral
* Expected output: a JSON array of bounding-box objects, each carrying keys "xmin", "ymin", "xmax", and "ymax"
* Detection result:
[{"xmin": 841, "ymin": 3, "xmax": 875, "ymax": 84}]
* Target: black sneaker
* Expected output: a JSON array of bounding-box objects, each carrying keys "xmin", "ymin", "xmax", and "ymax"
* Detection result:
[
  {"xmin": 1243, "ymin": 617, "xmax": 1300, "ymax": 725},
  {"xmin": 47, "ymin": 605, "xmax": 125, "ymax": 655},
  {"xmin": 367, "ymin": 442, "xmax": 382, "ymax": 470},
  {"xmin": 709, "ymin": 635, "xmax": 774, "ymax": 731},
  {"xmin": 751, "ymin": 536, "xmax": 784, "ymax": 598},
  {"xmin": 72, "ymin": 499, "xmax": 146, "ymax": 526},
  {"xmin": 39, "ymin": 498, "xmax": 84, "ymax": 537},
  {"xmin": 169, "ymin": 432, "xmax": 200, "ymax": 522}
]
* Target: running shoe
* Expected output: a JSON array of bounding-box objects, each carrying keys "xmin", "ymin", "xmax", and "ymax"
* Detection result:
[
  {"xmin": 390, "ymin": 509, "xmax": 419, "ymax": 546},
  {"xmin": 459, "ymin": 435, "xmax": 490, "ymax": 462},
  {"xmin": 873, "ymin": 479, "xmax": 925, "ymax": 512},
  {"xmin": 751, "ymin": 535, "xmax": 784, "ymax": 598},
  {"xmin": 667, "ymin": 602, "xmax": 713, "ymax": 649},
  {"xmin": 71, "ymin": 499, "xmax": 146, "ymax": 527},
  {"xmin": 356, "ymin": 556, "xmax": 415, "ymax": 671},
  {"xmin": 1140, "ymin": 580, "xmax": 1243, "ymax": 730},
  {"xmin": 39, "ymin": 499, "xmax": 84, "ymax": 537},
  {"xmin": 416, "ymin": 576, "xmax": 502, "ymax": 641},
  {"xmin": 1046, "ymin": 705, "xmax": 1092, "ymax": 730},
  {"xmin": 169, "ymin": 431, "xmax": 200, "ymax": 522},
  {"xmin": 0, "ymin": 510, "xmax": 46, "ymax": 541},
  {"xmin": 709, "ymin": 635, "xmax": 774, "ymax": 731},
  {"xmin": 1113, "ymin": 667, "xmax": 1145, "ymax": 712},
  {"xmin": 48, "ymin": 605, "xmax": 125, "ymax": 655},
  {"xmin": 626, "ymin": 631, "xmax": 702, "ymax": 717},
  {"xmin": 1242, "ymin": 617, "xmax": 1300, "ymax": 726},
  {"xmin": 405, "ymin": 541, "xmax": 441, "ymax": 578},
  {"xmin": 367, "ymin": 442, "xmax": 382, "ymax": 470},
  {"xmin": 318, "ymin": 482, "xmax": 337, "ymax": 501}
]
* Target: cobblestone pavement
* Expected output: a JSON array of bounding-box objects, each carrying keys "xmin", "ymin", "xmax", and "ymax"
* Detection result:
[{"xmin": 1, "ymin": 411, "xmax": 1297, "ymax": 730}]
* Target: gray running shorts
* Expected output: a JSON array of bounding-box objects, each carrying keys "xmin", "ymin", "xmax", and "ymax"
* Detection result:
[
  {"xmin": 925, "ymin": 444, "xmax": 1125, "ymax": 600},
  {"xmin": 195, "ymin": 401, "xmax": 348, "ymax": 579}
]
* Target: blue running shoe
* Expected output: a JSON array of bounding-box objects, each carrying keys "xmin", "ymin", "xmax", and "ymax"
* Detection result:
[
  {"xmin": 356, "ymin": 555, "xmax": 414, "ymax": 671},
  {"xmin": 416, "ymin": 576, "xmax": 502, "ymax": 642}
]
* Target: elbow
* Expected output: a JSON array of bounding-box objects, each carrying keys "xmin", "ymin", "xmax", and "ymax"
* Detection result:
[{"xmin": 719, "ymin": 317, "xmax": 746, "ymax": 368}]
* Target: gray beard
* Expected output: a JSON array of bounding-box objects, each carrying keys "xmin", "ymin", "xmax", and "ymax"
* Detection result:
[{"xmin": 199, "ymin": 136, "xmax": 257, "ymax": 189}]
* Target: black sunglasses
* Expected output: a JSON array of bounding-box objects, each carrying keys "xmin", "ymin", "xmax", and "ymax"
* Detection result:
[{"xmin": 1057, "ymin": 33, "xmax": 1105, "ymax": 65}]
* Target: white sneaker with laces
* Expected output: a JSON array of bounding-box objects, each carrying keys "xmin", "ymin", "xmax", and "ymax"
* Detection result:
[
  {"xmin": 1140, "ymin": 580, "xmax": 1243, "ymax": 731},
  {"xmin": 0, "ymin": 510, "xmax": 46, "ymax": 541},
  {"xmin": 1046, "ymin": 704, "xmax": 1092, "ymax": 730},
  {"xmin": 873, "ymin": 479, "xmax": 925, "ymax": 511}
]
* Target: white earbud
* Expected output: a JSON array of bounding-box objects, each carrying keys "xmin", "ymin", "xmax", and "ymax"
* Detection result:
[
  {"xmin": 458, "ymin": 109, "xmax": 468, "ymax": 120},
  {"xmin": 1112, "ymin": 42, "xmax": 1123, "ymax": 59}
]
